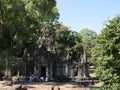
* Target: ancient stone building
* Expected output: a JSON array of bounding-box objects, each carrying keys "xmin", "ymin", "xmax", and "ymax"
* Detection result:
[
  {"xmin": 33, "ymin": 25, "xmax": 60, "ymax": 80},
  {"xmin": 32, "ymin": 25, "xmax": 88, "ymax": 81},
  {"xmin": 8, "ymin": 25, "xmax": 88, "ymax": 81},
  {"xmin": 2, "ymin": 25, "xmax": 89, "ymax": 82}
]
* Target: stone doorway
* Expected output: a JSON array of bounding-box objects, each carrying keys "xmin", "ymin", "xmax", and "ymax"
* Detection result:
[{"xmin": 40, "ymin": 66, "xmax": 46, "ymax": 77}]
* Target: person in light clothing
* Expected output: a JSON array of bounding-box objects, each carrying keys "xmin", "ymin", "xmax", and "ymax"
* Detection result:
[
  {"xmin": 45, "ymin": 77, "xmax": 48, "ymax": 82},
  {"xmin": 40, "ymin": 76, "xmax": 44, "ymax": 81},
  {"xmin": 29, "ymin": 75, "xmax": 32, "ymax": 83}
]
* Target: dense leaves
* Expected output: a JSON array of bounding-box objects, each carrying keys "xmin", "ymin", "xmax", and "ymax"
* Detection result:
[
  {"xmin": 0, "ymin": 0, "xmax": 59, "ymax": 71},
  {"xmin": 1, "ymin": 1, "xmax": 120, "ymax": 88},
  {"xmin": 55, "ymin": 25, "xmax": 82, "ymax": 61},
  {"xmin": 92, "ymin": 16, "xmax": 120, "ymax": 90},
  {"xmin": 79, "ymin": 29, "xmax": 97, "ymax": 64}
]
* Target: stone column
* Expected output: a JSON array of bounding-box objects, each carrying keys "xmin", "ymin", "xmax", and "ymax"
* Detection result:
[
  {"xmin": 70, "ymin": 67, "xmax": 73, "ymax": 78},
  {"xmin": 65, "ymin": 64, "xmax": 68, "ymax": 76},
  {"xmin": 38, "ymin": 64, "xmax": 40, "ymax": 77},
  {"xmin": 81, "ymin": 63, "xmax": 85, "ymax": 78},
  {"xmin": 83, "ymin": 63, "xmax": 86, "ymax": 77},
  {"xmin": 78, "ymin": 66, "xmax": 80, "ymax": 77},
  {"xmin": 8, "ymin": 68, "xmax": 11, "ymax": 78},
  {"xmin": 56, "ymin": 64, "xmax": 59, "ymax": 76},
  {"xmin": 50, "ymin": 63, "xmax": 53, "ymax": 80},
  {"xmin": 17, "ymin": 69, "xmax": 20, "ymax": 77},
  {"xmin": 68, "ymin": 66, "xmax": 71, "ymax": 76},
  {"xmin": 46, "ymin": 65, "xmax": 49, "ymax": 78},
  {"xmin": 34, "ymin": 63, "xmax": 37, "ymax": 75}
]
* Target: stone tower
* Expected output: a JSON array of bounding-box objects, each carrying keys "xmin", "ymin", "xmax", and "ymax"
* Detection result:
[
  {"xmin": 37, "ymin": 25, "xmax": 55, "ymax": 52},
  {"xmin": 33, "ymin": 25, "xmax": 58, "ymax": 80}
]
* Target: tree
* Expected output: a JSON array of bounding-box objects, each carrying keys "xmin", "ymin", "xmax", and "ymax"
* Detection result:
[
  {"xmin": 26, "ymin": 0, "xmax": 59, "ymax": 24},
  {"xmin": 55, "ymin": 24, "xmax": 82, "ymax": 61},
  {"xmin": 92, "ymin": 16, "xmax": 120, "ymax": 90},
  {"xmin": 79, "ymin": 29, "xmax": 97, "ymax": 77},
  {"xmin": 0, "ymin": 0, "xmax": 59, "ymax": 55},
  {"xmin": 0, "ymin": 0, "xmax": 59, "ymax": 72},
  {"xmin": 79, "ymin": 29, "xmax": 97, "ymax": 63}
]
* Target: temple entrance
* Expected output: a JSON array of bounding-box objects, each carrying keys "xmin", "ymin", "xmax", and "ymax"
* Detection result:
[{"xmin": 40, "ymin": 66, "xmax": 46, "ymax": 77}]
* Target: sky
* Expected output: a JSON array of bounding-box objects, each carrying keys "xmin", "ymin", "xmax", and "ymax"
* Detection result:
[{"xmin": 56, "ymin": 0, "xmax": 120, "ymax": 34}]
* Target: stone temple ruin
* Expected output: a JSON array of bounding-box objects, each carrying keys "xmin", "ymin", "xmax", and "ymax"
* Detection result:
[
  {"xmin": 5, "ymin": 25, "xmax": 88, "ymax": 82},
  {"xmin": 32, "ymin": 25, "xmax": 88, "ymax": 81},
  {"xmin": 33, "ymin": 25, "xmax": 59, "ymax": 80}
]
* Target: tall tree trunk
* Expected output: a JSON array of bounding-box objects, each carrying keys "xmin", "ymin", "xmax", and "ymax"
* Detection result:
[
  {"xmin": 83, "ymin": 49, "xmax": 89, "ymax": 77},
  {"xmin": 66, "ymin": 47, "xmax": 69, "ymax": 60}
]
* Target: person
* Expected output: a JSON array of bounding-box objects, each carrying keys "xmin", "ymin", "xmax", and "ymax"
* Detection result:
[
  {"xmin": 40, "ymin": 76, "xmax": 44, "ymax": 82},
  {"xmin": 45, "ymin": 77, "xmax": 48, "ymax": 82},
  {"xmin": 29, "ymin": 75, "xmax": 32, "ymax": 83}
]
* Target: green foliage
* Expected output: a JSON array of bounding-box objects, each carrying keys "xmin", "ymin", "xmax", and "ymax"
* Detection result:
[
  {"xmin": 0, "ymin": 0, "xmax": 59, "ymax": 71},
  {"xmin": 92, "ymin": 16, "xmax": 120, "ymax": 90},
  {"xmin": 79, "ymin": 28, "xmax": 97, "ymax": 51},
  {"xmin": 79, "ymin": 29, "xmax": 97, "ymax": 64},
  {"xmin": 0, "ymin": 0, "xmax": 59, "ymax": 56},
  {"xmin": 55, "ymin": 25, "xmax": 83, "ymax": 61},
  {"xmin": 0, "ymin": 53, "xmax": 6, "ymax": 70},
  {"xmin": 0, "ymin": 50, "xmax": 15, "ymax": 71},
  {"xmin": 26, "ymin": 0, "xmax": 59, "ymax": 23}
]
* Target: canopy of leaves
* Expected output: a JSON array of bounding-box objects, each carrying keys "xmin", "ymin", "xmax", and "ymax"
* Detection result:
[
  {"xmin": 0, "ymin": 0, "xmax": 59, "ymax": 55},
  {"xmin": 92, "ymin": 16, "xmax": 120, "ymax": 90},
  {"xmin": 55, "ymin": 24, "xmax": 83, "ymax": 61},
  {"xmin": 79, "ymin": 29, "xmax": 97, "ymax": 64},
  {"xmin": 0, "ymin": 0, "xmax": 59, "ymax": 70}
]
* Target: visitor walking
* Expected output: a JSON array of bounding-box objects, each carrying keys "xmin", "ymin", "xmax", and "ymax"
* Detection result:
[{"xmin": 29, "ymin": 75, "xmax": 32, "ymax": 83}]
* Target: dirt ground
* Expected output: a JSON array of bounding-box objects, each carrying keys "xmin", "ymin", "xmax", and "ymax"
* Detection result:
[
  {"xmin": 22, "ymin": 82, "xmax": 90, "ymax": 90},
  {"xmin": 0, "ymin": 81, "xmax": 90, "ymax": 90}
]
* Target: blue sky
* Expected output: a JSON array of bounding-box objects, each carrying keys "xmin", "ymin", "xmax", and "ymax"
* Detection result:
[{"xmin": 56, "ymin": 0, "xmax": 120, "ymax": 34}]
